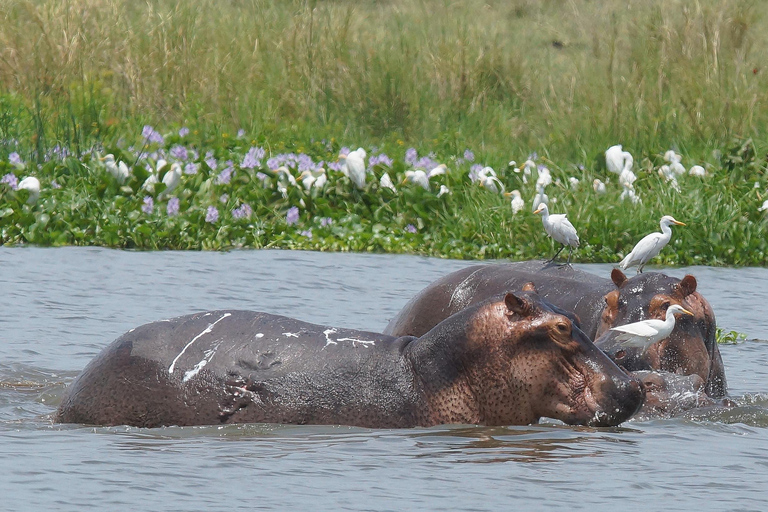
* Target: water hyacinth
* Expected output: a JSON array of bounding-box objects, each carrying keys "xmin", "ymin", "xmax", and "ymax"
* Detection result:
[
  {"xmin": 178, "ymin": 127, "xmax": 189, "ymax": 138},
  {"xmin": 205, "ymin": 151, "xmax": 218, "ymax": 171},
  {"xmin": 142, "ymin": 125, "xmax": 164, "ymax": 145},
  {"xmin": 216, "ymin": 165, "xmax": 234, "ymax": 184},
  {"xmin": 320, "ymin": 217, "xmax": 333, "ymax": 227},
  {"xmin": 463, "ymin": 149, "xmax": 475, "ymax": 162},
  {"xmin": 184, "ymin": 162, "xmax": 199, "ymax": 175},
  {"xmin": 8, "ymin": 152, "xmax": 22, "ymax": 166},
  {"xmin": 1, "ymin": 173, "xmax": 18, "ymax": 190},
  {"xmin": 205, "ymin": 206, "xmax": 219, "ymax": 223},
  {"xmin": 286, "ymin": 206, "xmax": 300, "ymax": 225},
  {"xmin": 241, "ymin": 146, "xmax": 265, "ymax": 169},
  {"xmin": 141, "ymin": 196, "xmax": 154, "ymax": 214},
  {"xmin": 300, "ymin": 229, "xmax": 313, "ymax": 239},
  {"xmin": 405, "ymin": 224, "xmax": 417, "ymax": 233},
  {"xmin": 232, "ymin": 203, "xmax": 252, "ymax": 219},
  {"xmin": 167, "ymin": 197, "xmax": 180, "ymax": 216},
  {"xmin": 468, "ymin": 164, "xmax": 483, "ymax": 183},
  {"xmin": 237, "ymin": 129, "xmax": 246, "ymax": 139},
  {"xmin": 405, "ymin": 148, "xmax": 418, "ymax": 166},
  {"xmin": 170, "ymin": 145, "xmax": 188, "ymax": 161}
]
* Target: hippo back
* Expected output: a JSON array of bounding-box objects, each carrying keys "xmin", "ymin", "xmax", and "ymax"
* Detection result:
[{"xmin": 384, "ymin": 260, "xmax": 613, "ymax": 338}]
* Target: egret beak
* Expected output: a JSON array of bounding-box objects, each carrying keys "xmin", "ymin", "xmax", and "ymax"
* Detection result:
[
  {"xmin": 679, "ymin": 308, "xmax": 694, "ymax": 316},
  {"xmin": 673, "ymin": 220, "xmax": 686, "ymax": 226},
  {"xmin": 503, "ymin": 191, "xmax": 512, "ymax": 197},
  {"xmin": 533, "ymin": 208, "xmax": 543, "ymax": 215}
]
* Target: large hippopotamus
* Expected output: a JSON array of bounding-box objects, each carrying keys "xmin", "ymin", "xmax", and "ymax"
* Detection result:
[
  {"xmin": 56, "ymin": 291, "xmax": 644, "ymax": 428},
  {"xmin": 384, "ymin": 260, "xmax": 726, "ymax": 398}
]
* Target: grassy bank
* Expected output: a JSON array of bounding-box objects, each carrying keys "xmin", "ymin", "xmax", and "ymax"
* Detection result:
[{"xmin": 0, "ymin": 0, "xmax": 767, "ymax": 265}]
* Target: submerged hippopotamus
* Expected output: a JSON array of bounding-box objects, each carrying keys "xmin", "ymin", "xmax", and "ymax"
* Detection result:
[
  {"xmin": 56, "ymin": 291, "xmax": 644, "ymax": 428},
  {"xmin": 384, "ymin": 260, "xmax": 726, "ymax": 398}
]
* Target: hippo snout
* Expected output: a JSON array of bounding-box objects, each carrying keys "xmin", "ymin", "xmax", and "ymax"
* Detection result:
[{"xmin": 589, "ymin": 374, "xmax": 645, "ymax": 427}]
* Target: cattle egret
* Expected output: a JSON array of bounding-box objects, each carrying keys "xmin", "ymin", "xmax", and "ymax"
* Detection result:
[
  {"xmin": 160, "ymin": 162, "xmax": 182, "ymax": 197},
  {"xmin": 610, "ymin": 304, "xmax": 693, "ymax": 351},
  {"xmin": 298, "ymin": 168, "xmax": 327, "ymax": 191},
  {"xmin": 437, "ymin": 185, "xmax": 451, "ymax": 197},
  {"xmin": 101, "ymin": 154, "xmax": 130, "ymax": 183},
  {"xmin": 504, "ymin": 190, "xmax": 525, "ymax": 214},
  {"xmin": 536, "ymin": 166, "xmax": 552, "ymax": 189},
  {"xmin": 17, "ymin": 176, "xmax": 40, "ymax": 204},
  {"xmin": 620, "ymin": 184, "xmax": 641, "ymax": 204},
  {"xmin": 619, "ymin": 215, "xmax": 685, "ymax": 273},
  {"xmin": 340, "ymin": 148, "xmax": 367, "ymax": 189},
  {"xmin": 664, "ymin": 150, "xmax": 681, "ymax": 164},
  {"xmin": 518, "ymin": 159, "xmax": 536, "ymax": 184},
  {"xmin": 593, "ymin": 179, "xmax": 607, "ymax": 194},
  {"xmin": 533, "ymin": 203, "xmax": 580, "ymax": 263},
  {"xmin": 568, "ymin": 177, "xmax": 580, "ymax": 190},
  {"xmin": 689, "ymin": 165, "xmax": 707, "ymax": 177},
  {"xmin": 380, "ymin": 172, "xmax": 397, "ymax": 192},
  {"xmin": 605, "ymin": 145, "xmax": 633, "ymax": 175},
  {"xmin": 403, "ymin": 164, "xmax": 446, "ymax": 190},
  {"xmin": 477, "ymin": 167, "xmax": 504, "ymax": 194},
  {"xmin": 532, "ymin": 185, "xmax": 549, "ymax": 211},
  {"xmin": 759, "ymin": 199, "xmax": 768, "ymax": 213},
  {"xmin": 275, "ymin": 166, "xmax": 298, "ymax": 198}
]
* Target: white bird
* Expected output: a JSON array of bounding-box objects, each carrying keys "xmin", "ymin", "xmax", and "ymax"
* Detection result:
[
  {"xmin": 618, "ymin": 168, "xmax": 637, "ymax": 188},
  {"xmin": 568, "ymin": 177, "xmax": 580, "ymax": 190},
  {"xmin": 518, "ymin": 159, "xmax": 536, "ymax": 184},
  {"xmin": 160, "ymin": 162, "xmax": 182, "ymax": 197},
  {"xmin": 299, "ymin": 168, "xmax": 327, "ymax": 192},
  {"xmin": 275, "ymin": 166, "xmax": 298, "ymax": 198},
  {"xmin": 504, "ymin": 190, "xmax": 525, "ymax": 214},
  {"xmin": 670, "ymin": 160, "xmax": 686, "ymax": 177},
  {"xmin": 664, "ymin": 150, "xmax": 681, "ymax": 164},
  {"xmin": 759, "ymin": 199, "xmax": 768, "ymax": 212},
  {"xmin": 380, "ymin": 172, "xmax": 397, "ymax": 192},
  {"xmin": 100, "ymin": 154, "xmax": 130, "ymax": 183},
  {"xmin": 340, "ymin": 148, "xmax": 367, "ymax": 189},
  {"xmin": 619, "ymin": 215, "xmax": 685, "ymax": 273},
  {"xmin": 17, "ymin": 176, "xmax": 41, "ymax": 204},
  {"xmin": 605, "ymin": 145, "xmax": 633, "ymax": 175},
  {"xmin": 688, "ymin": 165, "xmax": 707, "ymax": 177},
  {"xmin": 477, "ymin": 166, "xmax": 505, "ymax": 194},
  {"xmin": 620, "ymin": 184, "xmax": 641, "ymax": 204},
  {"xmin": 437, "ymin": 185, "xmax": 451, "ymax": 198},
  {"xmin": 593, "ymin": 179, "xmax": 606, "ymax": 194},
  {"xmin": 533, "ymin": 203, "xmax": 580, "ymax": 263},
  {"xmin": 535, "ymin": 166, "xmax": 552, "ymax": 189},
  {"xmin": 532, "ymin": 185, "xmax": 549, "ymax": 212},
  {"xmin": 610, "ymin": 304, "xmax": 693, "ymax": 351},
  {"xmin": 658, "ymin": 165, "xmax": 681, "ymax": 192},
  {"xmin": 403, "ymin": 164, "xmax": 446, "ymax": 190}
]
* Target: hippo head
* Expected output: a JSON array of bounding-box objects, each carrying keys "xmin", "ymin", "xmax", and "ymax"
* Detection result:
[
  {"xmin": 594, "ymin": 269, "xmax": 718, "ymax": 388},
  {"xmin": 451, "ymin": 291, "xmax": 644, "ymax": 427}
]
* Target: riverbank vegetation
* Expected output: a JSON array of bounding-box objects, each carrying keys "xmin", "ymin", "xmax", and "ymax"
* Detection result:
[{"xmin": 0, "ymin": 0, "xmax": 766, "ymax": 265}]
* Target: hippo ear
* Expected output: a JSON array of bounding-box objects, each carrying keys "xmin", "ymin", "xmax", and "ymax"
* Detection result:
[
  {"xmin": 611, "ymin": 268, "xmax": 627, "ymax": 288},
  {"xmin": 674, "ymin": 275, "xmax": 697, "ymax": 297},
  {"xmin": 522, "ymin": 282, "xmax": 537, "ymax": 292},
  {"xmin": 504, "ymin": 292, "xmax": 531, "ymax": 317}
]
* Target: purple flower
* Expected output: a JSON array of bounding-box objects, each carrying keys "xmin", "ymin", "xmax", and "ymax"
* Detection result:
[
  {"xmin": 170, "ymin": 145, "xmax": 188, "ymax": 161},
  {"xmin": 255, "ymin": 171, "xmax": 268, "ymax": 182},
  {"xmin": 219, "ymin": 194, "xmax": 229, "ymax": 203},
  {"xmin": 205, "ymin": 206, "xmax": 219, "ymax": 223},
  {"xmin": 237, "ymin": 129, "xmax": 246, "ymax": 139},
  {"xmin": 369, "ymin": 153, "xmax": 393, "ymax": 169},
  {"xmin": 463, "ymin": 149, "xmax": 475, "ymax": 162},
  {"xmin": 216, "ymin": 165, "xmax": 234, "ymax": 184},
  {"xmin": 286, "ymin": 206, "xmax": 300, "ymax": 225},
  {"xmin": 178, "ymin": 127, "xmax": 190, "ymax": 138},
  {"xmin": 8, "ymin": 152, "xmax": 22, "ymax": 165},
  {"xmin": 1, "ymin": 172, "xmax": 18, "ymax": 190},
  {"xmin": 405, "ymin": 148, "xmax": 418, "ymax": 165},
  {"xmin": 141, "ymin": 196, "xmax": 154, "ymax": 214},
  {"xmin": 339, "ymin": 147, "xmax": 351, "ymax": 157},
  {"xmin": 528, "ymin": 151, "xmax": 538, "ymax": 161},
  {"xmin": 184, "ymin": 162, "xmax": 199, "ymax": 174},
  {"xmin": 205, "ymin": 151, "xmax": 218, "ymax": 171},
  {"xmin": 48, "ymin": 145, "xmax": 70, "ymax": 161},
  {"xmin": 241, "ymin": 146, "xmax": 265, "ymax": 169},
  {"xmin": 405, "ymin": 224, "xmax": 417, "ymax": 233},
  {"xmin": 51, "ymin": 180, "xmax": 61, "ymax": 189},
  {"xmin": 232, "ymin": 203, "xmax": 253, "ymax": 219},
  {"xmin": 327, "ymin": 161, "xmax": 343, "ymax": 172},
  {"xmin": 167, "ymin": 197, "xmax": 180, "ymax": 216},
  {"xmin": 142, "ymin": 125, "xmax": 164, "ymax": 145},
  {"xmin": 300, "ymin": 229, "xmax": 313, "ymax": 239},
  {"xmin": 320, "ymin": 217, "xmax": 333, "ymax": 227}
]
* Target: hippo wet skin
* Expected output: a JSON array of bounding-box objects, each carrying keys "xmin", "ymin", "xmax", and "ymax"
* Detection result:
[
  {"xmin": 56, "ymin": 292, "xmax": 644, "ymax": 428},
  {"xmin": 384, "ymin": 260, "xmax": 726, "ymax": 398}
]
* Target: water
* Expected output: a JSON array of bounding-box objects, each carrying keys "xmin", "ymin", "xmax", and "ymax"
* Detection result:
[{"xmin": 2, "ymin": 247, "xmax": 768, "ymax": 511}]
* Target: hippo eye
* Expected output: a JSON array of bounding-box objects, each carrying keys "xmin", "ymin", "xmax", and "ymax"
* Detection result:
[
  {"xmin": 556, "ymin": 322, "xmax": 569, "ymax": 333},
  {"xmin": 661, "ymin": 301, "xmax": 671, "ymax": 311}
]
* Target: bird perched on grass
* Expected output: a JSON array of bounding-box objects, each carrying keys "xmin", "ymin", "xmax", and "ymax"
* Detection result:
[
  {"xmin": 477, "ymin": 166, "xmax": 505, "ymax": 194},
  {"xmin": 609, "ymin": 304, "xmax": 693, "ymax": 352},
  {"xmin": 533, "ymin": 203, "xmax": 580, "ymax": 263},
  {"xmin": 504, "ymin": 190, "xmax": 525, "ymax": 214},
  {"xmin": 619, "ymin": 215, "xmax": 685, "ymax": 273},
  {"xmin": 339, "ymin": 148, "xmax": 367, "ymax": 189},
  {"xmin": 605, "ymin": 145, "xmax": 633, "ymax": 175},
  {"xmin": 100, "ymin": 154, "xmax": 130, "ymax": 183}
]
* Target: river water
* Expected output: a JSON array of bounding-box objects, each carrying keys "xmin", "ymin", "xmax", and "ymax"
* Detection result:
[{"xmin": 2, "ymin": 247, "xmax": 768, "ymax": 511}]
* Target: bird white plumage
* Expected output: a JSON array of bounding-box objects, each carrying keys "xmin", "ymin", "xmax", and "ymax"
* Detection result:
[
  {"xmin": 533, "ymin": 203, "xmax": 579, "ymax": 263},
  {"xmin": 477, "ymin": 167, "xmax": 505, "ymax": 194},
  {"xmin": 610, "ymin": 304, "xmax": 693, "ymax": 351},
  {"xmin": 532, "ymin": 185, "xmax": 548, "ymax": 212},
  {"xmin": 342, "ymin": 148, "xmax": 367, "ymax": 189},
  {"xmin": 504, "ymin": 190, "xmax": 525, "ymax": 214},
  {"xmin": 593, "ymin": 179, "xmax": 606, "ymax": 194},
  {"xmin": 380, "ymin": 172, "xmax": 397, "ymax": 192},
  {"xmin": 17, "ymin": 176, "xmax": 41, "ymax": 204},
  {"xmin": 160, "ymin": 162, "xmax": 182, "ymax": 197},
  {"xmin": 619, "ymin": 215, "xmax": 685, "ymax": 273},
  {"xmin": 605, "ymin": 145, "xmax": 633, "ymax": 175}
]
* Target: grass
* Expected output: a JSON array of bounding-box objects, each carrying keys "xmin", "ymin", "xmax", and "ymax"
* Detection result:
[{"xmin": 0, "ymin": 0, "xmax": 767, "ymax": 265}]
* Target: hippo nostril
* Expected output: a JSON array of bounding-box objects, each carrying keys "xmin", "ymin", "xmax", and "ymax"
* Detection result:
[{"xmin": 615, "ymin": 349, "xmax": 626, "ymax": 360}]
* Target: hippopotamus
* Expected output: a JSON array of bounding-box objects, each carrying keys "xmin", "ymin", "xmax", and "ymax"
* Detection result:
[
  {"xmin": 56, "ymin": 291, "xmax": 644, "ymax": 428},
  {"xmin": 384, "ymin": 260, "xmax": 726, "ymax": 399}
]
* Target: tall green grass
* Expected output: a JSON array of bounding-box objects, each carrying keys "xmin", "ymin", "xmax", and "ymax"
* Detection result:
[{"xmin": 0, "ymin": 0, "xmax": 765, "ymax": 165}]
